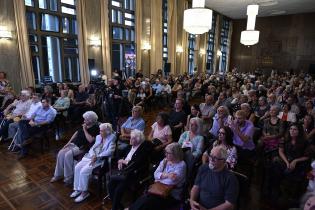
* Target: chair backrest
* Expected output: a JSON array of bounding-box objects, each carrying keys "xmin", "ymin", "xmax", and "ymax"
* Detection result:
[{"xmin": 231, "ymin": 170, "xmax": 249, "ymax": 210}]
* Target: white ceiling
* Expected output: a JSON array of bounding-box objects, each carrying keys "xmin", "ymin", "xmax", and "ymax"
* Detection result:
[{"xmin": 205, "ymin": 0, "xmax": 315, "ymax": 19}]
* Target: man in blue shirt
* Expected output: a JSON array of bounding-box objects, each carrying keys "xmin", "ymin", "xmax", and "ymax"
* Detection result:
[{"xmin": 16, "ymin": 98, "xmax": 57, "ymax": 159}]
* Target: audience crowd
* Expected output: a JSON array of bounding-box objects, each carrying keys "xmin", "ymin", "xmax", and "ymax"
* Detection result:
[{"xmin": 1, "ymin": 69, "xmax": 315, "ymax": 209}]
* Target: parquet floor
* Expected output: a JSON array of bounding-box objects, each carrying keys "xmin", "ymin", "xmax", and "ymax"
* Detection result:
[{"xmin": 0, "ymin": 104, "xmax": 298, "ymax": 210}]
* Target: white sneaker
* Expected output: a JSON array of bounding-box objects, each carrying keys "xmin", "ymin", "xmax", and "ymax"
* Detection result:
[
  {"xmin": 70, "ymin": 191, "xmax": 81, "ymax": 198},
  {"xmin": 74, "ymin": 192, "xmax": 90, "ymax": 203}
]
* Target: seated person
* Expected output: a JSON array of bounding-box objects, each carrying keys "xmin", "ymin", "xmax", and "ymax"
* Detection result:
[
  {"xmin": 178, "ymin": 117, "xmax": 204, "ymax": 175},
  {"xmin": 160, "ymin": 79, "xmax": 172, "ymax": 107},
  {"xmin": 118, "ymin": 106, "xmax": 145, "ymax": 156},
  {"xmin": 185, "ymin": 104, "xmax": 201, "ymax": 131},
  {"xmin": 278, "ymin": 103, "xmax": 297, "ymax": 123},
  {"xmin": 128, "ymin": 143, "xmax": 186, "ymax": 210},
  {"xmin": 70, "ymin": 123, "xmax": 116, "ymax": 202},
  {"xmin": 134, "ymin": 87, "xmax": 147, "ymax": 107},
  {"xmin": 50, "ymin": 111, "xmax": 99, "ymax": 184},
  {"xmin": 169, "ymin": 98, "xmax": 187, "ymax": 142},
  {"xmin": 209, "ymin": 106, "xmax": 232, "ymax": 139},
  {"xmin": 202, "ymin": 126, "xmax": 238, "ymax": 169},
  {"xmin": 69, "ymin": 85, "xmax": 89, "ymax": 122},
  {"xmin": 191, "ymin": 79, "xmax": 202, "ymax": 97},
  {"xmin": 229, "ymin": 110, "xmax": 255, "ymax": 162},
  {"xmin": 199, "ymin": 95, "xmax": 216, "ymax": 135},
  {"xmin": 8, "ymin": 93, "xmax": 41, "ymax": 144},
  {"xmin": 260, "ymin": 105, "xmax": 284, "ymax": 152},
  {"xmin": 0, "ymin": 90, "xmax": 31, "ymax": 141},
  {"xmin": 53, "ymin": 89, "xmax": 70, "ymax": 117},
  {"xmin": 148, "ymin": 112, "xmax": 172, "ymax": 149},
  {"xmin": 108, "ymin": 130, "xmax": 152, "ymax": 210},
  {"xmin": 16, "ymin": 98, "xmax": 56, "ymax": 159},
  {"xmin": 269, "ymin": 123, "xmax": 310, "ymax": 197},
  {"xmin": 190, "ymin": 146, "xmax": 239, "ymax": 210}
]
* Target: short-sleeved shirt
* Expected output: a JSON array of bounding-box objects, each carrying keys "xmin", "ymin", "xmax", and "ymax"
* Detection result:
[
  {"xmin": 121, "ymin": 116, "xmax": 145, "ymax": 132},
  {"xmin": 232, "ymin": 120, "xmax": 255, "ymax": 150},
  {"xmin": 72, "ymin": 123, "xmax": 99, "ymax": 148},
  {"xmin": 194, "ymin": 165, "xmax": 239, "ymax": 209},
  {"xmin": 151, "ymin": 122, "xmax": 172, "ymax": 143},
  {"xmin": 169, "ymin": 110, "xmax": 187, "ymax": 127}
]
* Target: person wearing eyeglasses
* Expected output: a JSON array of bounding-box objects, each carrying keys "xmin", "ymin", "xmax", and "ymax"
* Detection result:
[
  {"xmin": 190, "ymin": 146, "xmax": 239, "ymax": 210},
  {"xmin": 178, "ymin": 117, "xmax": 204, "ymax": 176},
  {"xmin": 202, "ymin": 126, "xmax": 237, "ymax": 169},
  {"xmin": 229, "ymin": 110, "xmax": 255, "ymax": 162},
  {"xmin": 127, "ymin": 143, "xmax": 186, "ymax": 210}
]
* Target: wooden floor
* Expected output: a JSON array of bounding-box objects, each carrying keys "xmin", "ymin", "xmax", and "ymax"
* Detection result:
[{"xmin": 0, "ymin": 105, "xmax": 299, "ymax": 210}]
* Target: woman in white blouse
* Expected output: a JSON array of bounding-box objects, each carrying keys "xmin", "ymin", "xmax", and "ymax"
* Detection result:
[{"xmin": 70, "ymin": 123, "xmax": 116, "ymax": 202}]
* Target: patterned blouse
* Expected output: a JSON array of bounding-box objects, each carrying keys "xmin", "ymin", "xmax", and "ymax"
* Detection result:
[{"xmin": 213, "ymin": 140, "xmax": 238, "ymax": 169}]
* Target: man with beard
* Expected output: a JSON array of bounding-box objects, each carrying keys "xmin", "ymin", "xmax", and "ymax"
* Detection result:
[{"xmin": 190, "ymin": 146, "xmax": 239, "ymax": 210}]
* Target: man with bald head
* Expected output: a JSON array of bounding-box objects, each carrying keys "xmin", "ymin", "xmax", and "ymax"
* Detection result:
[{"xmin": 190, "ymin": 146, "xmax": 239, "ymax": 210}]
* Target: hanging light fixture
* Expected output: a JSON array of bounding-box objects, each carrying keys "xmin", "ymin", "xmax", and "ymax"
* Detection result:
[
  {"xmin": 183, "ymin": 0, "xmax": 212, "ymax": 35},
  {"xmin": 240, "ymin": 4, "xmax": 260, "ymax": 46}
]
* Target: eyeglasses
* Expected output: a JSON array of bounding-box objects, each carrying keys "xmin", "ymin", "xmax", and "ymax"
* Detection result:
[
  {"xmin": 208, "ymin": 154, "xmax": 225, "ymax": 162},
  {"xmin": 165, "ymin": 151, "xmax": 173, "ymax": 155},
  {"xmin": 218, "ymin": 131, "xmax": 226, "ymax": 135}
]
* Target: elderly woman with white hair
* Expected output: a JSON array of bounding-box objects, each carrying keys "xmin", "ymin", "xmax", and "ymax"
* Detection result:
[
  {"xmin": 108, "ymin": 129, "xmax": 153, "ymax": 210},
  {"xmin": 50, "ymin": 111, "xmax": 99, "ymax": 185},
  {"xmin": 178, "ymin": 117, "xmax": 204, "ymax": 176},
  {"xmin": 70, "ymin": 123, "xmax": 116, "ymax": 202}
]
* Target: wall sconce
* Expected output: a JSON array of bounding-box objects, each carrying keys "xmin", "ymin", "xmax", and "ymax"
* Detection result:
[
  {"xmin": 176, "ymin": 46, "xmax": 183, "ymax": 53},
  {"xmin": 0, "ymin": 26, "xmax": 12, "ymax": 39},
  {"xmin": 199, "ymin": 49, "xmax": 206, "ymax": 55},
  {"xmin": 217, "ymin": 50, "xmax": 222, "ymax": 57},
  {"xmin": 89, "ymin": 37, "xmax": 101, "ymax": 47},
  {"xmin": 142, "ymin": 42, "xmax": 151, "ymax": 51},
  {"xmin": 90, "ymin": 69, "xmax": 98, "ymax": 77}
]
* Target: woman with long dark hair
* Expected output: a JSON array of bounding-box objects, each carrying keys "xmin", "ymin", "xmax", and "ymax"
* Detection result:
[
  {"xmin": 202, "ymin": 126, "xmax": 237, "ymax": 169},
  {"xmin": 269, "ymin": 123, "xmax": 310, "ymax": 196}
]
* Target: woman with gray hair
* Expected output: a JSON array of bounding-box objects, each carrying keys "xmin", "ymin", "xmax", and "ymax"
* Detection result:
[
  {"xmin": 70, "ymin": 123, "xmax": 116, "ymax": 202},
  {"xmin": 178, "ymin": 117, "xmax": 204, "ymax": 176},
  {"xmin": 50, "ymin": 111, "xmax": 99, "ymax": 185},
  {"xmin": 108, "ymin": 129, "xmax": 153, "ymax": 210},
  {"xmin": 128, "ymin": 142, "xmax": 186, "ymax": 210},
  {"xmin": 300, "ymin": 191, "xmax": 315, "ymax": 210},
  {"xmin": 210, "ymin": 106, "xmax": 232, "ymax": 138}
]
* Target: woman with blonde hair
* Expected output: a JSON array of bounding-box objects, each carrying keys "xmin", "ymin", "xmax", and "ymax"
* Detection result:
[{"xmin": 178, "ymin": 117, "xmax": 204, "ymax": 175}]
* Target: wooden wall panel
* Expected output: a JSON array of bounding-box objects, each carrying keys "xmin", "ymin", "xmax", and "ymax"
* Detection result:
[{"xmin": 230, "ymin": 12, "xmax": 315, "ymax": 73}]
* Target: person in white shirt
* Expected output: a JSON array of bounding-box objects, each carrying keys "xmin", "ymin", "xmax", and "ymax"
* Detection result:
[{"xmin": 1, "ymin": 90, "xmax": 32, "ymax": 141}]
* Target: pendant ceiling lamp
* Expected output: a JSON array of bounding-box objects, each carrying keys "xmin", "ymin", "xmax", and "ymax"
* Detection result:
[
  {"xmin": 240, "ymin": 4, "xmax": 260, "ymax": 46},
  {"xmin": 183, "ymin": 0, "xmax": 212, "ymax": 35}
]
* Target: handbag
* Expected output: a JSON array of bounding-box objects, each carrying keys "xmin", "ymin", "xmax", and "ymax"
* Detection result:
[
  {"xmin": 110, "ymin": 169, "xmax": 127, "ymax": 181},
  {"xmin": 147, "ymin": 160, "xmax": 174, "ymax": 198}
]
